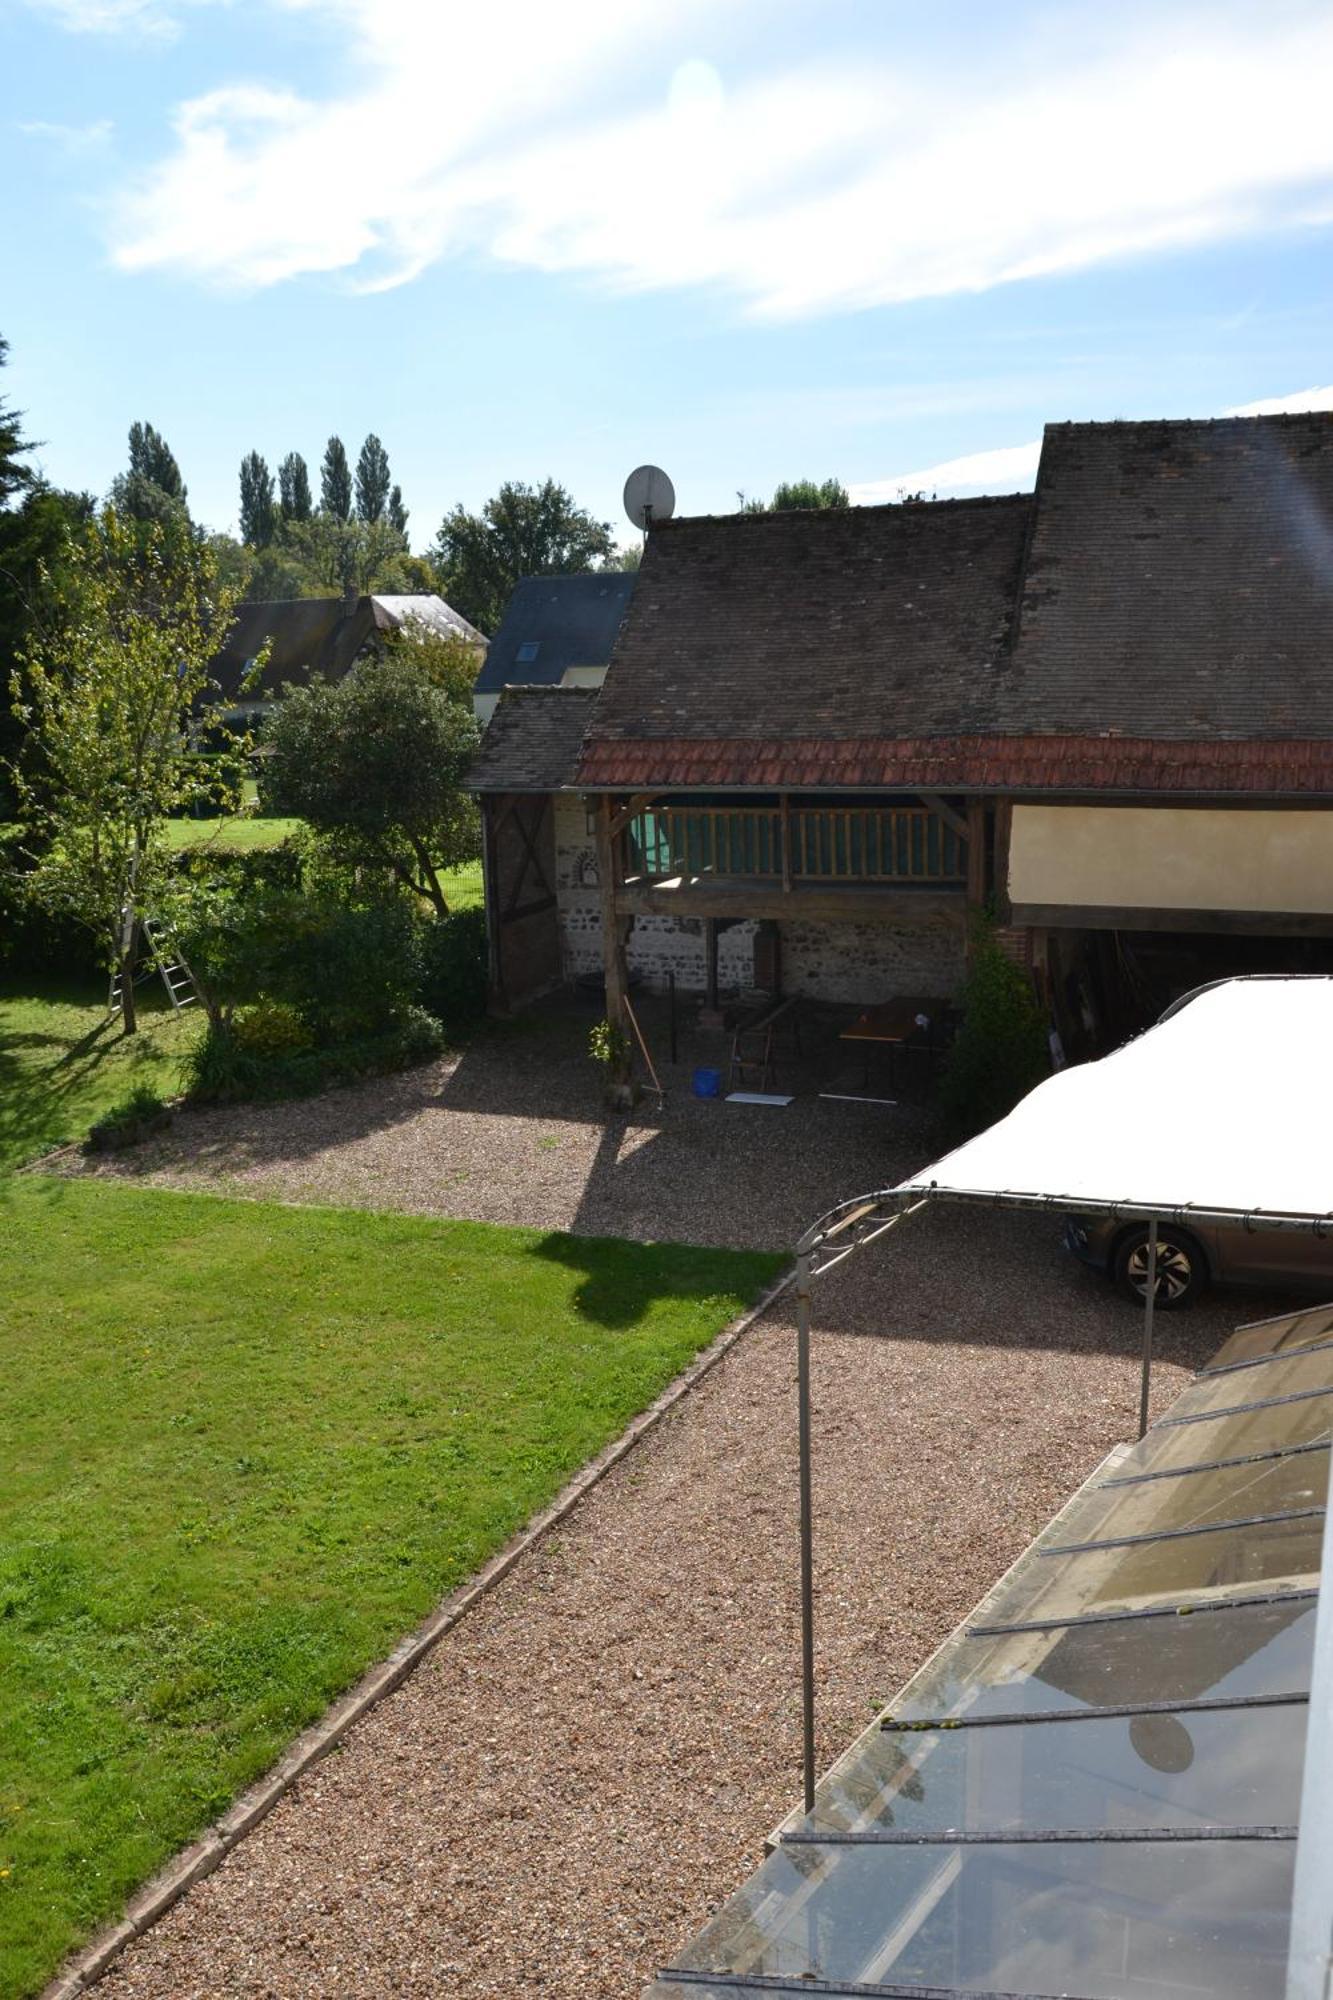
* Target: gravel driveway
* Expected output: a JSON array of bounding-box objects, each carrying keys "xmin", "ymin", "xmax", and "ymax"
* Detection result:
[
  {"xmin": 98, "ymin": 1185, "xmax": 1276, "ymax": 1999},
  {"xmin": 61, "ymin": 996, "xmax": 944, "ymax": 1252}
]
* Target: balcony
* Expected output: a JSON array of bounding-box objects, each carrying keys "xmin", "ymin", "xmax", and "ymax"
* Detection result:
[{"xmin": 619, "ymin": 803, "xmax": 969, "ymax": 921}]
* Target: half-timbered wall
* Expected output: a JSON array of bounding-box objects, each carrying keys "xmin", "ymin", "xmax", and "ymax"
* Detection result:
[{"xmin": 550, "ymin": 794, "xmax": 966, "ymax": 1001}]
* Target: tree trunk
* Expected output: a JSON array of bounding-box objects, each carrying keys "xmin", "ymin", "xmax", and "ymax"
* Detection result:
[{"xmin": 119, "ymin": 950, "xmax": 138, "ymax": 1035}]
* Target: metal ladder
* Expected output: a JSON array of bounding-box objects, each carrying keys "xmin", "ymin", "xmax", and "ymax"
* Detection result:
[{"xmin": 108, "ymin": 912, "xmax": 199, "ymax": 1016}]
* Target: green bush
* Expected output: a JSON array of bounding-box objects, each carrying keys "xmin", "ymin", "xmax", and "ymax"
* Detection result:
[
  {"xmin": 416, "ymin": 906, "xmax": 487, "ymax": 1036},
  {"xmin": 282, "ymin": 899, "xmax": 422, "ymax": 1041},
  {"xmin": 186, "ymin": 1006, "xmax": 445, "ymax": 1106},
  {"xmin": 939, "ymin": 920, "xmax": 1050, "ymax": 1136},
  {"xmin": 230, "ymin": 1000, "xmax": 314, "ymax": 1058},
  {"xmin": 85, "ymin": 1084, "xmax": 171, "ymax": 1152}
]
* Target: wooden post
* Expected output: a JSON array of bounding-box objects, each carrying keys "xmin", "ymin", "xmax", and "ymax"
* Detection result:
[
  {"xmin": 481, "ymin": 797, "xmax": 506, "ymax": 1013},
  {"xmin": 595, "ymin": 796, "xmax": 633, "ymax": 1104},
  {"xmin": 965, "ymin": 798, "xmax": 987, "ymax": 961},
  {"xmin": 699, "ymin": 916, "xmax": 724, "ymax": 1029}
]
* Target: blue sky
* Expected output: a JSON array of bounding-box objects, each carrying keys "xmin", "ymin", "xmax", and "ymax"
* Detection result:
[{"xmin": 5, "ymin": 0, "xmax": 1333, "ymax": 549}]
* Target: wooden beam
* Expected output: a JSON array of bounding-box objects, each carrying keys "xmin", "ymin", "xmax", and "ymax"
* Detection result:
[
  {"xmin": 965, "ymin": 798, "xmax": 987, "ymax": 907},
  {"xmin": 616, "ymin": 882, "xmax": 967, "ymax": 924},
  {"xmin": 481, "ymin": 796, "xmax": 506, "ymax": 1011},
  {"xmin": 607, "ymin": 792, "xmax": 658, "ymax": 841},
  {"xmin": 993, "ymin": 797, "xmax": 1014, "ymax": 922},
  {"xmin": 1010, "ymin": 902, "xmax": 1333, "ymax": 938},
  {"xmin": 595, "ymin": 795, "xmax": 632, "ymax": 1094},
  {"xmin": 918, "ymin": 791, "xmax": 969, "ymax": 841}
]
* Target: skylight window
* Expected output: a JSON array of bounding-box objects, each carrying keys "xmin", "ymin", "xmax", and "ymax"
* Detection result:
[{"xmin": 516, "ymin": 641, "xmax": 540, "ymax": 663}]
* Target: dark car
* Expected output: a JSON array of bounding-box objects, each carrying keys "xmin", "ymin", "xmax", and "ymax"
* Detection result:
[{"xmin": 1063, "ymin": 1211, "xmax": 1333, "ymax": 1308}]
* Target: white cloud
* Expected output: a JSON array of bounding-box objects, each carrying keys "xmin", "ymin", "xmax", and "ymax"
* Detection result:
[
  {"xmin": 1227, "ymin": 385, "xmax": 1333, "ymax": 416},
  {"xmin": 21, "ymin": 0, "xmax": 209, "ymax": 38},
  {"xmin": 98, "ymin": 2, "xmax": 1333, "ymax": 313},
  {"xmin": 852, "ymin": 386, "xmax": 1333, "ymax": 504},
  {"xmin": 19, "ymin": 117, "xmax": 114, "ymax": 153},
  {"xmin": 851, "ymin": 442, "xmax": 1044, "ymax": 505}
]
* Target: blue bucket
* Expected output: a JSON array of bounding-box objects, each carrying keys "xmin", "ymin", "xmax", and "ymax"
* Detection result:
[{"xmin": 692, "ymin": 1066, "xmax": 722, "ymax": 1099}]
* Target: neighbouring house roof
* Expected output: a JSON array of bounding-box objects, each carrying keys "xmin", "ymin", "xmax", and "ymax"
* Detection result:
[
  {"xmin": 474, "ymin": 571, "xmax": 637, "ymax": 695},
  {"xmin": 212, "ymin": 593, "xmax": 484, "ymax": 703},
  {"xmin": 576, "ymin": 412, "xmax": 1333, "ymax": 796},
  {"xmin": 467, "ymin": 685, "xmax": 602, "ymax": 793},
  {"xmin": 577, "ymin": 497, "xmax": 1032, "ymax": 789},
  {"xmin": 995, "ymin": 413, "xmax": 1333, "ymax": 742}
]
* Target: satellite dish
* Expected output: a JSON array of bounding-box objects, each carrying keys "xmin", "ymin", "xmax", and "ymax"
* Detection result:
[{"xmin": 624, "ymin": 464, "xmax": 676, "ymax": 532}]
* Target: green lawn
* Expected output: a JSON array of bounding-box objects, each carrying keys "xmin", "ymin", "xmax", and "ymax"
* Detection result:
[
  {"xmin": 0, "ymin": 983, "xmax": 200, "ymax": 1173},
  {"xmin": 0, "ymin": 1177, "xmax": 782, "ymax": 1996},
  {"xmin": 162, "ymin": 816, "xmax": 303, "ymax": 853}
]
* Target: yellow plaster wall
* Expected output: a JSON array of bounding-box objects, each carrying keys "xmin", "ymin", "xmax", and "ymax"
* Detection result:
[{"xmin": 1009, "ymin": 805, "xmax": 1333, "ymax": 914}]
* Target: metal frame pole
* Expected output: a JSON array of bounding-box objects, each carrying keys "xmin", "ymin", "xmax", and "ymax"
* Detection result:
[
  {"xmin": 1286, "ymin": 1500, "xmax": 1333, "ymax": 1998},
  {"xmin": 796, "ymin": 1251, "xmax": 817, "ymax": 1815},
  {"xmin": 1138, "ymin": 1215, "xmax": 1159, "ymax": 1440}
]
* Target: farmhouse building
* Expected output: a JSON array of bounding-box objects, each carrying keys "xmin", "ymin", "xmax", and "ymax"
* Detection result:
[
  {"xmin": 213, "ymin": 592, "xmax": 484, "ymax": 721},
  {"xmin": 469, "ymin": 412, "xmax": 1333, "ymax": 1050}
]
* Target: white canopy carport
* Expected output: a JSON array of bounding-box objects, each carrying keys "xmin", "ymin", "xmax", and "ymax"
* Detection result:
[
  {"xmin": 894, "ymin": 974, "xmax": 1333, "ymax": 1224},
  {"xmin": 785, "ymin": 976, "xmax": 1333, "ymax": 2000}
]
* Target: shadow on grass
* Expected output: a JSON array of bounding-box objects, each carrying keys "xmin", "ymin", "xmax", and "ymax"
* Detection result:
[
  {"xmin": 530, "ymin": 1224, "xmax": 785, "ymax": 1330},
  {"xmin": 0, "ymin": 984, "xmax": 187, "ymax": 1171}
]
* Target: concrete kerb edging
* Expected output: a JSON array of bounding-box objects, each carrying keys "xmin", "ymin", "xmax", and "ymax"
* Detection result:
[{"xmin": 40, "ymin": 1261, "xmax": 796, "ymax": 2000}]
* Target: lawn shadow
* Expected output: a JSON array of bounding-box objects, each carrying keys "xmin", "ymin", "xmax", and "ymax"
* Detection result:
[{"xmin": 529, "ymin": 1221, "xmax": 784, "ymax": 1330}]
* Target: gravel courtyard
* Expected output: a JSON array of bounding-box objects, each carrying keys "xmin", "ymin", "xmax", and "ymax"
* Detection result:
[
  {"xmin": 63, "ymin": 994, "xmax": 942, "ymax": 1251},
  {"xmin": 69, "ymin": 996, "xmax": 1292, "ymax": 1997}
]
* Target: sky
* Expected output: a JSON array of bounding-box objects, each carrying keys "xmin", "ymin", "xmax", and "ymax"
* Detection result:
[{"xmin": 5, "ymin": 0, "xmax": 1333, "ymax": 549}]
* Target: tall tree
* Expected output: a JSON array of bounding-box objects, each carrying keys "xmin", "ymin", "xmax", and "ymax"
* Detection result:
[
  {"xmin": 9, "ymin": 512, "xmax": 242, "ymax": 1033},
  {"xmin": 238, "ymin": 450, "xmax": 277, "ymax": 547},
  {"xmin": 321, "ymin": 436, "xmax": 353, "ymax": 522},
  {"xmin": 355, "ymin": 433, "xmax": 392, "ymax": 524},
  {"xmin": 127, "ymin": 421, "xmax": 186, "ymax": 501},
  {"xmin": 431, "ymin": 479, "xmax": 615, "ymax": 635},
  {"xmin": 745, "ymin": 477, "xmax": 850, "ymax": 513},
  {"xmin": 387, "ymin": 483, "xmax": 408, "ymax": 538},
  {"xmin": 260, "ymin": 657, "xmax": 479, "ymax": 916},
  {"xmin": 0, "ymin": 334, "xmax": 35, "ymax": 507},
  {"xmin": 278, "ymin": 450, "xmax": 312, "ymax": 522},
  {"xmin": 112, "ymin": 421, "xmax": 189, "ymax": 526}
]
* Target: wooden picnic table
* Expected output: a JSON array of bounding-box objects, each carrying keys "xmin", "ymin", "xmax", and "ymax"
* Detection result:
[{"xmin": 839, "ymin": 995, "xmax": 952, "ymax": 1088}]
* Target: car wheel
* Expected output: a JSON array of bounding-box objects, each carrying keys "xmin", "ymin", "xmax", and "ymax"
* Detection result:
[{"xmin": 1113, "ymin": 1227, "xmax": 1207, "ymax": 1309}]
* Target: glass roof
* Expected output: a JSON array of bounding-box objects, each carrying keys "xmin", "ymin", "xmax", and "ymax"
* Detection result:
[
  {"xmin": 644, "ymin": 1310, "xmax": 1332, "ymax": 2000},
  {"xmin": 1210, "ymin": 1301, "xmax": 1333, "ymax": 1371}
]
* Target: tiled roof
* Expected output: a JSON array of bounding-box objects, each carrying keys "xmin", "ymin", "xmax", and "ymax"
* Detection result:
[
  {"xmin": 998, "ymin": 413, "xmax": 1333, "ymax": 739},
  {"xmin": 467, "ymin": 685, "xmax": 600, "ymax": 793},
  {"xmin": 474, "ymin": 572, "xmax": 636, "ymax": 694},
  {"xmin": 582, "ymin": 495, "xmax": 1032, "ymax": 754},
  {"xmin": 574, "ymin": 414, "xmax": 1333, "ymax": 797},
  {"xmin": 213, "ymin": 594, "xmax": 479, "ymax": 702},
  {"xmin": 577, "ymin": 734, "xmax": 1333, "ymax": 794}
]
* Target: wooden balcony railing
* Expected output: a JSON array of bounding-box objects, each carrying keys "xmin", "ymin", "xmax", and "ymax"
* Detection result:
[{"xmin": 627, "ymin": 805, "xmax": 965, "ymax": 886}]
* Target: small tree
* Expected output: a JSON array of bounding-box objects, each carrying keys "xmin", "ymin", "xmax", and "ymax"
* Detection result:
[
  {"xmin": 939, "ymin": 916, "xmax": 1050, "ymax": 1135},
  {"xmin": 9, "ymin": 511, "xmax": 242, "ymax": 1033},
  {"xmin": 387, "ymin": 483, "xmax": 408, "ymax": 538},
  {"xmin": 259, "ymin": 657, "xmax": 480, "ymax": 916}
]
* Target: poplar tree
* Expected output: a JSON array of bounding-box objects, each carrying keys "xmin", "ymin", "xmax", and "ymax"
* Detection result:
[
  {"xmin": 238, "ymin": 451, "xmax": 277, "ymax": 547},
  {"xmin": 355, "ymin": 434, "xmax": 392, "ymax": 523},
  {"xmin": 321, "ymin": 436, "xmax": 353, "ymax": 522},
  {"xmin": 278, "ymin": 450, "xmax": 312, "ymax": 522}
]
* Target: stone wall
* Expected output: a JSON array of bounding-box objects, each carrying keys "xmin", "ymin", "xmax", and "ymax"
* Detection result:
[{"xmin": 551, "ymin": 795, "xmax": 968, "ymax": 1001}]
